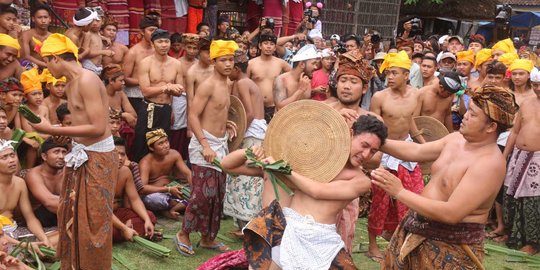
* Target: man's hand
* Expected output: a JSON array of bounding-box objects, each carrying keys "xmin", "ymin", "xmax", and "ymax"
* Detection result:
[
  {"xmin": 250, "ymin": 146, "xmax": 265, "ymax": 160},
  {"xmin": 261, "ymin": 156, "xmax": 276, "ymax": 164},
  {"xmin": 294, "ymin": 33, "xmax": 306, "ymax": 41},
  {"xmin": 339, "ymin": 108, "xmax": 360, "ymax": 127},
  {"xmin": 26, "ymin": 139, "xmax": 40, "ymax": 149},
  {"xmin": 29, "ymin": 241, "xmax": 47, "ymax": 257},
  {"xmin": 143, "ymin": 219, "xmax": 154, "ymax": 238},
  {"xmin": 298, "ymin": 73, "xmax": 311, "ymax": 93},
  {"xmin": 122, "ymin": 112, "xmax": 137, "ymax": 127},
  {"xmin": 202, "ymin": 146, "xmax": 217, "ymax": 163},
  {"xmin": 371, "ymin": 168, "xmax": 404, "ymax": 197},
  {"xmin": 121, "ymin": 226, "xmax": 138, "ymax": 242},
  {"xmin": 170, "ymin": 186, "xmax": 183, "ymax": 198},
  {"xmin": 313, "ymin": 85, "xmax": 327, "ymax": 93},
  {"xmin": 52, "ymin": 135, "xmax": 71, "ymax": 146},
  {"xmin": 226, "ymin": 120, "xmax": 238, "ymax": 141}
]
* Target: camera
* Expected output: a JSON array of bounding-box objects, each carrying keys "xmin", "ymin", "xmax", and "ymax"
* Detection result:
[
  {"xmin": 496, "ymin": 4, "xmax": 512, "ymax": 24},
  {"xmin": 303, "ymin": 9, "xmax": 317, "ymax": 25},
  {"xmin": 333, "ymin": 42, "xmax": 346, "ymax": 54},
  {"xmin": 370, "ymin": 30, "xmax": 381, "ymax": 44},
  {"xmin": 409, "ymin": 18, "xmax": 423, "ymax": 36},
  {"xmin": 265, "ymin": 17, "xmax": 275, "ymax": 30}
]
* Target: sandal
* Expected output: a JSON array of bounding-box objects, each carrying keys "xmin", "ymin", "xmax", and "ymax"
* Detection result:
[
  {"xmin": 174, "ymin": 236, "xmax": 195, "ymax": 257},
  {"xmin": 197, "ymin": 241, "xmax": 231, "ymax": 253}
]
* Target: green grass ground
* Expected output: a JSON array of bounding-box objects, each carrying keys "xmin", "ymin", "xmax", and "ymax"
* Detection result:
[{"xmin": 111, "ymin": 217, "xmax": 539, "ymax": 270}]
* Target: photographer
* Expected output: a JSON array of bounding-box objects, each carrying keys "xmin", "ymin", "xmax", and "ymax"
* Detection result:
[
  {"xmin": 401, "ymin": 18, "xmax": 422, "ymax": 40},
  {"xmin": 304, "ymin": 2, "xmax": 322, "ymax": 37},
  {"xmin": 362, "ymin": 29, "xmax": 383, "ymax": 60},
  {"xmin": 216, "ymin": 15, "xmax": 230, "ymax": 39}
]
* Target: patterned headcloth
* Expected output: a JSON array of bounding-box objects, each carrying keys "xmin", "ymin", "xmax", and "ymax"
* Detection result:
[
  {"xmin": 379, "ymin": 51, "xmax": 412, "ymax": 73},
  {"xmin": 21, "ymin": 67, "xmax": 44, "ymax": 94},
  {"xmin": 468, "ymin": 86, "xmax": 519, "ymax": 127},
  {"xmin": 498, "ymin": 52, "xmax": 519, "ymax": 67},
  {"xmin": 0, "ymin": 139, "xmax": 15, "ymax": 152},
  {"xmin": 456, "ymin": 50, "xmax": 474, "ymax": 64},
  {"xmin": 109, "ymin": 108, "xmax": 122, "ymax": 120},
  {"xmin": 336, "ymin": 49, "xmax": 370, "ymax": 83},
  {"xmin": 475, "ymin": 48, "xmax": 492, "ymax": 69},
  {"xmin": 0, "ymin": 214, "xmax": 15, "ymax": 233},
  {"xmin": 509, "ymin": 59, "xmax": 534, "ymax": 73},
  {"xmin": 396, "ymin": 37, "xmax": 414, "ymax": 49},
  {"xmin": 469, "ymin": 34, "xmax": 486, "ymax": 47},
  {"xmin": 182, "ymin": 33, "xmax": 199, "ymax": 45},
  {"xmin": 0, "ymin": 77, "xmax": 23, "ymax": 93},
  {"xmin": 198, "ymin": 37, "xmax": 211, "ymax": 51},
  {"xmin": 492, "ymin": 38, "xmax": 515, "ymax": 54},
  {"xmin": 210, "ymin": 40, "xmax": 239, "ymax": 59},
  {"xmin": 42, "ymin": 69, "xmax": 67, "ymax": 86},
  {"xmin": 0, "ymin": 33, "xmax": 20, "ymax": 56},
  {"xmin": 102, "ymin": 64, "xmax": 124, "ymax": 81},
  {"xmin": 40, "ymin": 33, "xmax": 79, "ymax": 62},
  {"xmin": 146, "ymin": 128, "xmax": 168, "ymax": 146},
  {"xmin": 234, "ymin": 49, "xmax": 249, "ymax": 64}
]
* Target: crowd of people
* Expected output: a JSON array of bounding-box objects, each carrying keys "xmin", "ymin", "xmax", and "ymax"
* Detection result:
[{"xmin": 0, "ymin": 0, "xmax": 538, "ymax": 269}]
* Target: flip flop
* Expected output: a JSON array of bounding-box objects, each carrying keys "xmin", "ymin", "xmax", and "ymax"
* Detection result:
[
  {"xmin": 198, "ymin": 242, "xmax": 231, "ymax": 253},
  {"xmin": 366, "ymin": 253, "xmax": 384, "ymax": 263},
  {"xmin": 174, "ymin": 236, "xmax": 195, "ymax": 257},
  {"xmin": 485, "ymin": 231, "xmax": 504, "ymax": 239}
]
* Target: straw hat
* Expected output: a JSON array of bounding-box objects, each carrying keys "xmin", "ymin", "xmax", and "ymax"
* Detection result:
[
  {"xmin": 228, "ymin": 95, "xmax": 247, "ymax": 151},
  {"xmin": 414, "ymin": 116, "xmax": 449, "ymax": 174},
  {"xmin": 263, "ymin": 100, "xmax": 351, "ymax": 187}
]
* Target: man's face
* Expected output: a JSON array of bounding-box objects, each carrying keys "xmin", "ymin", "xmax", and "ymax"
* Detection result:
[
  {"xmin": 89, "ymin": 19, "xmax": 101, "ymax": 32},
  {"xmin": 259, "ymin": 41, "xmax": 276, "ymax": 56},
  {"xmin": 249, "ymin": 45, "xmax": 258, "ymax": 57},
  {"xmin": 229, "ymin": 66, "xmax": 240, "ymax": 81},
  {"xmin": 0, "ymin": 148, "xmax": 18, "ymax": 175},
  {"xmin": 413, "ymin": 43, "xmax": 423, "ymax": 53},
  {"xmin": 436, "ymin": 85, "xmax": 453, "ymax": 98},
  {"xmin": 420, "ymin": 59, "xmax": 436, "ymax": 79},
  {"xmin": 237, "ymin": 42, "xmax": 247, "ymax": 53},
  {"xmin": 468, "ymin": 42, "xmax": 483, "ymax": 53},
  {"xmin": 302, "ymin": 59, "xmax": 318, "ymax": 78},
  {"xmin": 43, "ymin": 56, "xmax": 63, "ymax": 77},
  {"xmin": 153, "ymin": 38, "xmax": 171, "ymax": 56},
  {"xmin": 337, "ymin": 74, "xmax": 364, "ymax": 106},
  {"xmin": 0, "ymin": 110, "xmax": 7, "ymax": 131},
  {"xmin": 321, "ymin": 57, "xmax": 333, "ymax": 70},
  {"xmin": 200, "ymin": 25, "xmax": 210, "ymax": 34},
  {"xmin": 185, "ymin": 43, "xmax": 199, "ymax": 59},
  {"xmin": 101, "ymin": 25, "xmax": 117, "ymax": 40},
  {"xmin": 61, "ymin": 114, "xmax": 72, "ymax": 126},
  {"xmin": 142, "ymin": 26, "xmax": 158, "ymax": 42},
  {"xmin": 447, "ymin": 39, "xmax": 463, "ymax": 54},
  {"xmin": 532, "ymin": 81, "xmax": 540, "ymax": 98},
  {"xmin": 0, "ymin": 13, "xmax": 16, "ymax": 32},
  {"xmin": 440, "ymin": 58, "xmax": 456, "ymax": 69},
  {"xmin": 42, "ymin": 147, "xmax": 67, "ymax": 169},
  {"xmin": 115, "ymin": 145, "xmax": 126, "ymax": 168},
  {"xmin": 412, "ymin": 56, "xmax": 422, "ymax": 65},
  {"xmin": 49, "ymin": 82, "xmax": 66, "ymax": 98},
  {"xmin": 150, "ymin": 137, "xmax": 170, "ymax": 156},
  {"xmin": 32, "ymin": 10, "xmax": 50, "ymax": 30},
  {"xmin": 349, "ymin": 132, "xmax": 381, "ymax": 167},
  {"xmin": 492, "ymin": 50, "xmax": 505, "ymax": 60},
  {"xmin": 170, "ymin": 42, "xmax": 182, "ymax": 53},
  {"xmin": 456, "ymin": 60, "xmax": 473, "ymax": 77},
  {"xmin": 3, "ymin": 90, "xmax": 23, "ymax": 106},
  {"xmin": 199, "ymin": 50, "xmax": 211, "ymax": 65},
  {"xmin": 399, "ymin": 47, "xmax": 413, "ymax": 59},
  {"xmin": 214, "ymin": 55, "xmax": 234, "ymax": 76},
  {"xmin": 218, "ymin": 22, "xmax": 229, "ymax": 34},
  {"xmin": 386, "ymin": 67, "xmax": 409, "ymax": 89},
  {"xmin": 511, "ymin": 70, "xmax": 529, "ymax": 87},
  {"xmin": 313, "ymin": 37, "xmax": 324, "ymax": 49},
  {"xmin": 460, "ymin": 101, "xmax": 494, "ymax": 137},
  {"xmin": 484, "ymin": 73, "xmax": 505, "ymax": 87},
  {"xmin": 26, "ymin": 90, "xmax": 44, "ymax": 106},
  {"xmin": 109, "ymin": 118, "xmax": 121, "ymax": 135},
  {"xmin": 345, "ymin": 39, "xmax": 358, "ymax": 52},
  {"xmin": 330, "ymin": 39, "xmax": 338, "ymax": 47},
  {"xmin": 0, "ymin": 46, "xmax": 18, "ymax": 66},
  {"xmin": 110, "ymin": 75, "xmax": 125, "ymax": 91}
]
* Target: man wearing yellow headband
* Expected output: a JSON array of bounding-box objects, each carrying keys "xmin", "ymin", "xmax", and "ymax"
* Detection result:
[
  {"xmin": 509, "ymin": 59, "xmax": 535, "ymax": 106},
  {"xmin": 502, "ymin": 68, "xmax": 540, "ymax": 256},
  {"xmin": 492, "ymin": 38, "xmax": 515, "ymax": 60},
  {"xmin": 368, "ymin": 50, "xmax": 426, "ymax": 260},
  {"xmin": 373, "ymin": 85, "xmax": 519, "ymax": 269},
  {"xmin": 469, "ymin": 48, "xmax": 492, "ymax": 89},
  {"xmin": 42, "ymin": 69, "xmax": 67, "ymax": 125},
  {"xmin": 0, "ymin": 33, "xmax": 22, "ymax": 81},
  {"xmin": 35, "ymin": 33, "xmax": 118, "ymax": 270},
  {"xmin": 175, "ymin": 39, "xmax": 239, "ymax": 256},
  {"xmin": 19, "ymin": 5, "xmax": 52, "ymax": 68},
  {"xmin": 456, "ymin": 50, "xmax": 475, "ymax": 86}
]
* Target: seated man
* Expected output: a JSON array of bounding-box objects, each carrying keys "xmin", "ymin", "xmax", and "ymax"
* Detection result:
[
  {"xmin": 25, "ymin": 138, "xmax": 68, "ymax": 228},
  {"xmin": 221, "ymin": 115, "xmax": 388, "ymax": 269},
  {"xmin": 112, "ymin": 136, "xmax": 156, "ymax": 242},
  {"xmin": 0, "ymin": 220, "xmax": 32, "ymax": 270},
  {"xmin": 139, "ymin": 129, "xmax": 192, "ymax": 220}
]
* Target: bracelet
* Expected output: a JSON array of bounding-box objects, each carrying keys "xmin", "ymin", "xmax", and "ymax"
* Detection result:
[{"xmin": 167, "ymin": 186, "xmax": 171, "ymax": 193}]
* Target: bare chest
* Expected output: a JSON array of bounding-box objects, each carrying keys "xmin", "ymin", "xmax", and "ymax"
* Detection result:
[
  {"xmin": 149, "ymin": 61, "xmax": 178, "ymax": 84},
  {"xmin": 0, "ymin": 184, "xmax": 18, "ymax": 216}
]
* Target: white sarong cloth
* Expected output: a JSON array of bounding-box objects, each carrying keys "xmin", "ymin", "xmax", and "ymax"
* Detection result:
[
  {"xmin": 381, "ymin": 135, "xmax": 417, "ymax": 172},
  {"xmin": 124, "ymin": 85, "xmax": 143, "ymax": 98},
  {"xmin": 65, "ymin": 136, "xmax": 114, "ymax": 169},
  {"xmin": 188, "ymin": 129, "xmax": 228, "ymax": 172},
  {"xmin": 171, "ymin": 94, "xmax": 187, "ymax": 130},
  {"xmin": 279, "ymin": 207, "xmax": 344, "ymax": 270},
  {"xmin": 245, "ymin": 118, "xmax": 267, "ymax": 140},
  {"xmin": 81, "ymin": 59, "xmax": 103, "ymax": 76}
]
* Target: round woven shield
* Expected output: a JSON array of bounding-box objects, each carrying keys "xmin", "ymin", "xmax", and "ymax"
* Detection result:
[
  {"xmin": 228, "ymin": 95, "xmax": 247, "ymax": 151},
  {"xmin": 263, "ymin": 100, "xmax": 351, "ymax": 185},
  {"xmin": 414, "ymin": 116, "xmax": 450, "ymax": 175}
]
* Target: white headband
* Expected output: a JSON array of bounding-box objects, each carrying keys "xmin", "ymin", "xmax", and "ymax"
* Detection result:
[
  {"xmin": 531, "ymin": 68, "xmax": 540, "ymax": 83},
  {"xmin": 0, "ymin": 140, "xmax": 15, "ymax": 152},
  {"xmin": 73, "ymin": 9, "xmax": 100, "ymax": 27}
]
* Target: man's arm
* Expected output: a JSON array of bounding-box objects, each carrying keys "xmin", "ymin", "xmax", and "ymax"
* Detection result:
[
  {"xmin": 121, "ymin": 167, "xmax": 153, "ymax": 237},
  {"xmin": 185, "ymin": 67, "xmax": 196, "ymax": 104},
  {"xmin": 288, "ymin": 171, "xmax": 371, "ymax": 200},
  {"xmin": 381, "ymin": 132, "xmax": 453, "ymax": 162},
  {"xmin": 281, "ymin": 59, "xmax": 292, "ymax": 73},
  {"xmin": 274, "ymin": 75, "xmax": 308, "ymax": 110},
  {"xmin": 503, "ymin": 110, "xmax": 521, "ymax": 159},
  {"xmin": 78, "ymin": 32, "xmax": 91, "ymax": 59},
  {"xmin": 246, "ymin": 61, "xmax": 253, "ymax": 79},
  {"xmin": 138, "ymin": 159, "xmax": 168, "ymax": 195},
  {"xmin": 174, "ymin": 151, "xmax": 192, "ymax": 185},
  {"xmin": 81, "ymin": 34, "xmax": 111, "ymax": 59},
  {"xmin": 236, "ymin": 81, "xmax": 254, "ymax": 126},
  {"xmin": 221, "ymin": 148, "xmax": 264, "ymax": 177},
  {"xmin": 20, "ymin": 32, "xmax": 47, "ymax": 67},
  {"xmin": 369, "ymin": 91, "xmax": 383, "ymax": 116},
  {"xmin": 444, "ymin": 109, "xmax": 453, "ymax": 133},
  {"xmin": 122, "ymin": 50, "xmax": 138, "ymax": 86},
  {"xmin": 17, "ymin": 179, "xmax": 49, "ymax": 244},
  {"xmin": 120, "ymin": 92, "xmax": 137, "ymax": 127},
  {"xmin": 409, "ymin": 115, "xmax": 426, "ymax": 144},
  {"xmin": 25, "ymin": 170, "xmax": 59, "ymax": 213}
]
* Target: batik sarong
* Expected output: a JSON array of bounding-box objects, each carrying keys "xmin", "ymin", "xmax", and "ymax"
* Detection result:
[
  {"xmin": 264, "ymin": 106, "xmax": 275, "ymax": 124},
  {"xmin": 336, "ymin": 198, "xmax": 360, "ymax": 253},
  {"xmin": 262, "ymin": 0, "xmax": 283, "ymax": 36},
  {"xmin": 112, "ymin": 207, "xmax": 157, "ymax": 242},
  {"xmin": 503, "ymin": 187, "xmax": 540, "ymax": 249},
  {"xmin": 504, "ymin": 147, "xmax": 540, "ymax": 198},
  {"xmin": 383, "ymin": 212, "xmax": 485, "ymax": 270}
]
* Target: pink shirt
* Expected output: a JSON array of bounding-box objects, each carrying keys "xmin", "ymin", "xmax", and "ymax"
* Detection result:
[{"xmin": 310, "ymin": 69, "xmax": 329, "ymax": 101}]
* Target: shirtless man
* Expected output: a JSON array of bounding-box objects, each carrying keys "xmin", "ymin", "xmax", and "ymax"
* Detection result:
[
  {"xmin": 0, "ymin": 108, "xmax": 11, "ymax": 140},
  {"xmin": 469, "ymin": 48, "xmax": 492, "ymax": 89},
  {"xmin": 373, "ymin": 85, "xmax": 519, "ymax": 269},
  {"xmin": 65, "ymin": 8, "xmax": 98, "ymax": 56},
  {"xmin": 25, "ymin": 138, "xmax": 67, "ymax": 228},
  {"xmin": 420, "ymin": 56, "xmax": 438, "ymax": 87},
  {"xmin": 134, "ymin": 29, "xmax": 183, "ymax": 162},
  {"xmin": 176, "ymin": 40, "xmax": 239, "ymax": 256},
  {"xmin": 185, "ymin": 37, "xmax": 212, "ymax": 104},
  {"xmin": 0, "ymin": 6, "xmax": 18, "ymax": 38},
  {"xmin": 33, "ymin": 33, "xmax": 117, "ymax": 270},
  {"xmin": 101, "ymin": 18, "xmax": 128, "ymax": 66},
  {"xmin": 501, "ymin": 70, "xmax": 540, "ymax": 255},
  {"xmin": 81, "ymin": 16, "xmax": 113, "ymax": 75},
  {"xmin": 0, "ymin": 77, "xmax": 23, "ymax": 127},
  {"xmin": 415, "ymin": 71, "xmax": 462, "ymax": 132},
  {"xmin": 101, "ymin": 64, "xmax": 137, "ymax": 128},
  {"xmin": 139, "ymin": 129, "xmax": 191, "ymax": 220},
  {"xmin": 509, "ymin": 59, "xmax": 535, "ymax": 106},
  {"xmin": 19, "ymin": 5, "xmax": 51, "ymax": 68},
  {"xmin": 179, "ymin": 33, "xmax": 199, "ymax": 83},
  {"xmin": 247, "ymin": 31, "xmax": 291, "ymax": 122},
  {"xmin": 223, "ymin": 115, "xmax": 387, "ymax": 269},
  {"xmin": 41, "ymin": 69, "xmax": 66, "ymax": 125},
  {"xmin": 0, "ymin": 34, "xmax": 23, "ymax": 80},
  {"xmin": 273, "ymin": 44, "xmax": 318, "ymax": 111},
  {"xmin": 0, "ymin": 140, "xmax": 50, "ymax": 246},
  {"xmin": 368, "ymin": 50, "xmax": 426, "ymax": 260}
]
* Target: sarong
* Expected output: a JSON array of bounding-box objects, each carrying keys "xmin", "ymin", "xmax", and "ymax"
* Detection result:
[
  {"xmin": 503, "ymin": 186, "xmax": 540, "ymax": 249},
  {"xmin": 142, "ymin": 192, "xmax": 187, "ymax": 212},
  {"xmin": 286, "ymin": 0, "xmax": 303, "ymax": 35},
  {"xmin": 243, "ymin": 200, "xmax": 358, "ymax": 270},
  {"xmin": 81, "ymin": 59, "xmax": 103, "ymax": 76},
  {"xmin": 336, "ymin": 198, "xmax": 360, "ymax": 253},
  {"xmin": 368, "ymin": 163, "xmax": 423, "ymax": 236},
  {"xmin": 187, "ymin": 6, "xmax": 203, "ymax": 34},
  {"xmin": 57, "ymin": 137, "xmax": 118, "ymax": 270},
  {"xmin": 188, "ymin": 129, "xmax": 228, "ymax": 171},
  {"xmin": 246, "ymin": 0, "xmax": 263, "ymax": 32},
  {"xmin": 170, "ymin": 128, "xmax": 190, "ymax": 162},
  {"xmin": 264, "ymin": 106, "xmax": 275, "ymax": 124},
  {"xmin": 504, "ymin": 147, "xmax": 540, "ymax": 198},
  {"xmin": 383, "ymin": 212, "xmax": 485, "ymax": 269},
  {"xmin": 224, "ymin": 137, "xmax": 264, "ymax": 222},
  {"xmin": 132, "ymin": 99, "xmax": 172, "ymax": 162},
  {"xmin": 181, "ymin": 164, "xmax": 226, "ymax": 241},
  {"xmin": 197, "ymin": 249, "xmax": 249, "ymax": 270},
  {"xmin": 34, "ymin": 205, "xmax": 58, "ymax": 228},
  {"xmin": 112, "ymin": 207, "xmax": 157, "ymax": 242},
  {"xmin": 262, "ymin": 0, "xmax": 283, "ymax": 36}
]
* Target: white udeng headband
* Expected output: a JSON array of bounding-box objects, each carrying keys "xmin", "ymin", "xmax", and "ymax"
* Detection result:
[
  {"xmin": 531, "ymin": 68, "xmax": 540, "ymax": 83},
  {"xmin": 73, "ymin": 9, "xmax": 99, "ymax": 27},
  {"xmin": 0, "ymin": 140, "xmax": 15, "ymax": 152}
]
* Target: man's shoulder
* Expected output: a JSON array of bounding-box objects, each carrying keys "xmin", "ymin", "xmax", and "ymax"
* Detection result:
[{"xmin": 25, "ymin": 166, "xmax": 43, "ymax": 181}]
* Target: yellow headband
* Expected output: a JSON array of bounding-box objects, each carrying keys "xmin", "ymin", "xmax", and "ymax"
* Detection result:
[
  {"xmin": 0, "ymin": 34, "xmax": 20, "ymax": 57},
  {"xmin": 21, "ymin": 67, "xmax": 44, "ymax": 94},
  {"xmin": 146, "ymin": 129, "xmax": 168, "ymax": 146},
  {"xmin": 379, "ymin": 51, "xmax": 411, "ymax": 73},
  {"xmin": 475, "ymin": 48, "xmax": 492, "ymax": 69},
  {"xmin": 456, "ymin": 50, "xmax": 474, "ymax": 64},
  {"xmin": 210, "ymin": 40, "xmax": 239, "ymax": 60},
  {"xmin": 0, "ymin": 215, "xmax": 14, "ymax": 232},
  {"xmin": 509, "ymin": 59, "xmax": 534, "ymax": 73},
  {"xmin": 498, "ymin": 52, "xmax": 519, "ymax": 68},
  {"xmin": 492, "ymin": 38, "xmax": 515, "ymax": 54},
  {"xmin": 40, "ymin": 33, "xmax": 79, "ymax": 62},
  {"xmin": 42, "ymin": 68, "xmax": 67, "ymax": 86}
]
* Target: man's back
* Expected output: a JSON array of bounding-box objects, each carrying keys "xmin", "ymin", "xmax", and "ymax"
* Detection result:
[{"xmin": 417, "ymin": 86, "xmax": 453, "ymax": 129}]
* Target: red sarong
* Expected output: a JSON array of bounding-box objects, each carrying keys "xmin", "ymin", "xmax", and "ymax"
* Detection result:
[
  {"xmin": 197, "ymin": 250, "xmax": 249, "ymax": 270},
  {"xmin": 263, "ymin": 0, "xmax": 283, "ymax": 36},
  {"xmin": 368, "ymin": 165, "xmax": 424, "ymax": 236},
  {"xmin": 287, "ymin": 1, "xmax": 304, "ymax": 35},
  {"xmin": 112, "ymin": 207, "xmax": 157, "ymax": 242},
  {"xmin": 246, "ymin": 1, "xmax": 263, "ymax": 32},
  {"xmin": 187, "ymin": 6, "xmax": 203, "ymax": 34},
  {"xmin": 127, "ymin": 0, "xmax": 144, "ymax": 45},
  {"xmin": 169, "ymin": 128, "xmax": 189, "ymax": 162}
]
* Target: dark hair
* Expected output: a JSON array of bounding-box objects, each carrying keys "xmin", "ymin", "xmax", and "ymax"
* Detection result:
[
  {"xmin": 56, "ymin": 103, "xmax": 70, "ymax": 122},
  {"xmin": 113, "ymin": 136, "xmax": 126, "ymax": 146},
  {"xmin": 170, "ymin": 32, "xmax": 182, "ymax": 44},
  {"xmin": 235, "ymin": 62, "xmax": 248, "ymax": 73},
  {"xmin": 46, "ymin": 53, "xmax": 77, "ymax": 62},
  {"xmin": 74, "ymin": 7, "xmax": 91, "ymax": 21},
  {"xmin": 292, "ymin": 61, "xmax": 301, "ymax": 69},
  {"xmin": 352, "ymin": 115, "xmax": 388, "ymax": 146},
  {"xmin": 31, "ymin": 4, "xmax": 49, "ymax": 17},
  {"xmin": 139, "ymin": 16, "xmax": 159, "ymax": 30},
  {"xmin": 196, "ymin": 22, "xmax": 209, "ymax": 32},
  {"xmin": 343, "ymin": 34, "xmax": 360, "ymax": 47},
  {"xmin": 486, "ymin": 60, "xmax": 507, "ymax": 75},
  {"xmin": 421, "ymin": 56, "xmax": 437, "ymax": 65},
  {"xmin": 217, "ymin": 15, "xmax": 230, "ymax": 26},
  {"xmin": 0, "ymin": 6, "xmax": 17, "ymax": 16}
]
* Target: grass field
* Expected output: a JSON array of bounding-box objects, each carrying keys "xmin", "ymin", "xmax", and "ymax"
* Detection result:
[{"xmin": 111, "ymin": 216, "xmax": 539, "ymax": 270}]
